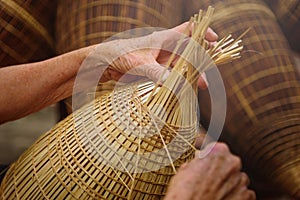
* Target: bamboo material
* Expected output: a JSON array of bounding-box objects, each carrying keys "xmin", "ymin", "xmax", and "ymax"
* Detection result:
[
  {"xmin": 0, "ymin": 0, "xmax": 56, "ymax": 66},
  {"xmin": 264, "ymin": 0, "xmax": 300, "ymax": 52},
  {"xmin": 55, "ymin": 0, "xmax": 184, "ymax": 115},
  {"xmin": 56, "ymin": 0, "xmax": 183, "ymax": 54},
  {"xmin": 0, "ymin": 7, "xmax": 246, "ymax": 199},
  {"xmin": 187, "ymin": 0, "xmax": 300, "ymax": 197}
]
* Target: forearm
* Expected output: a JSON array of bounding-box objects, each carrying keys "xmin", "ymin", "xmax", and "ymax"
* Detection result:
[{"xmin": 0, "ymin": 45, "xmax": 95, "ymax": 123}]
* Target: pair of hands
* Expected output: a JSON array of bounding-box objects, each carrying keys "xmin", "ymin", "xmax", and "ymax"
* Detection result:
[{"xmin": 91, "ymin": 22, "xmax": 217, "ymax": 89}]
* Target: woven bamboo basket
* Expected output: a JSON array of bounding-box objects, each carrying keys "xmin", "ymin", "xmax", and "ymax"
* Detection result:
[
  {"xmin": 0, "ymin": 0, "xmax": 56, "ymax": 66},
  {"xmin": 186, "ymin": 0, "xmax": 300, "ymax": 197},
  {"xmin": 56, "ymin": 0, "xmax": 183, "ymax": 54},
  {"xmin": 264, "ymin": 0, "xmax": 300, "ymax": 52},
  {"xmin": 0, "ymin": 81, "xmax": 196, "ymax": 199},
  {"xmin": 0, "ymin": 8, "xmax": 247, "ymax": 199},
  {"xmin": 55, "ymin": 0, "xmax": 184, "ymax": 115}
]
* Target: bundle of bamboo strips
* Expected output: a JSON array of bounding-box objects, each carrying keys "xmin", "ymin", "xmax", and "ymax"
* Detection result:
[{"xmin": 55, "ymin": 0, "xmax": 183, "ymax": 115}]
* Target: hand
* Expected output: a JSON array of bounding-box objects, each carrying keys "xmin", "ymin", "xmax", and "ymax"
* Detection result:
[
  {"xmin": 164, "ymin": 143, "xmax": 256, "ymax": 200},
  {"xmin": 88, "ymin": 22, "xmax": 218, "ymax": 88}
]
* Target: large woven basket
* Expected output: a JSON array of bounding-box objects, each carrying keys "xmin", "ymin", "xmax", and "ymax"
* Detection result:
[
  {"xmin": 0, "ymin": 80, "xmax": 196, "ymax": 199},
  {"xmin": 264, "ymin": 0, "xmax": 300, "ymax": 52},
  {"xmin": 186, "ymin": 0, "xmax": 300, "ymax": 197},
  {"xmin": 0, "ymin": 0, "xmax": 56, "ymax": 66},
  {"xmin": 0, "ymin": 27, "xmax": 200, "ymax": 199},
  {"xmin": 55, "ymin": 0, "xmax": 184, "ymax": 115}
]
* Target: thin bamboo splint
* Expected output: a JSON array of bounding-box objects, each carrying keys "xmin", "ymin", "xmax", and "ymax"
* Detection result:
[{"xmin": 0, "ymin": 7, "xmax": 246, "ymax": 200}]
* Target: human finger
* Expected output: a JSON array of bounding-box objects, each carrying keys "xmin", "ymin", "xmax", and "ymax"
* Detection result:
[
  {"xmin": 223, "ymin": 172, "xmax": 255, "ymax": 200},
  {"xmin": 171, "ymin": 21, "xmax": 193, "ymax": 36},
  {"xmin": 127, "ymin": 61, "xmax": 170, "ymax": 83},
  {"xmin": 194, "ymin": 126, "xmax": 214, "ymax": 149},
  {"xmin": 187, "ymin": 143, "xmax": 244, "ymax": 200},
  {"xmin": 198, "ymin": 73, "xmax": 209, "ymax": 90},
  {"xmin": 205, "ymin": 27, "xmax": 218, "ymax": 42},
  {"xmin": 224, "ymin": 186, "xmax": 256, "ymax": 200},
  {"xmin": 214, "ymin": 172, "xmax": 243, "ymax": 199}
]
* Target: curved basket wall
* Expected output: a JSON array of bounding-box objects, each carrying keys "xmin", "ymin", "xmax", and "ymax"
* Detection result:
[
  {"xmin": 56, "ymin": 0, "xmax": 183, "ymax": 54},
  {"xmin": 0, "ymin": 0, "xmax": 56, "ymax": 67},
  {"xmin": 264, "ymin": 0, "xmax": 300, "ymax": 52},
  {"xmin": 0, "ymin": 81, "xmax": 196, "ymax": 199},
  {"xmin": 186, "ymin": 0, "xmax": 300, "ymax": 197}
]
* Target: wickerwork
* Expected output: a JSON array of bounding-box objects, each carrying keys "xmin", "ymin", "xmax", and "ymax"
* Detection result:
[
  {"xmin": 0, "ymin": 7, "xmax": 246, "ymax": 199},
  {"xmin": 264, "ymin": 0, "xmax": 300, "ymax": 52},
  {"xmin": 0, "ymin": 0, "xmax": 56, "ymax": 66},
  {"xmin": 55, "ymin": 0, "xmax": 184, "ymax": 114},
  {"xmin": 56, "ymin": 0, "xmax": 183, "ymax": 54},
  {"xmin": 186, "ymin": 0, "xmax": 300, "ymax": 197}
]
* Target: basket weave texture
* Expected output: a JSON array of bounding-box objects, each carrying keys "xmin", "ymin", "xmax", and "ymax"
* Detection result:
[
  {"xmin": 264, "ymin": 0, "xmax": 300, "ymax": 52},
  {"xmin": 55, "ymin": 0, "xmax": 184, "ymax": 114},
  {"xmin": 0, "ymin": 0, "xmax": 56, "ymax": 66},
  {"xmin": 56, "ymin": 0, "xmax": 183, "ymax": 54},
  {"xmin": 0, "ymin": 6, "xmax": 246, "ymax": 198},
  {"xmin": 189, "ymin": 0, "xmax": 300, "ymax": 197},
  {"xmin": 0, "ymin": 81, "xmax": 195, "ymax": 199}
]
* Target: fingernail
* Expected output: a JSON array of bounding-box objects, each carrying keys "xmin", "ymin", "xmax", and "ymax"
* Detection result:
[{"xmin": 213, "ymin": 31, "xmax": 218, "ymax": 38}]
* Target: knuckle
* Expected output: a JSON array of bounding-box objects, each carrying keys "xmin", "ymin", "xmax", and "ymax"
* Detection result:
[
  {"xmin": 229, "ymin": 156, "xmax": 242, "ymax": 171},
  {"xmin": 231, "ymin": 156, "xmax": 242, "ymax": 170},
  {"xmin": 213, "ymin": 142, "xmax": 230, "ymax": 152}
]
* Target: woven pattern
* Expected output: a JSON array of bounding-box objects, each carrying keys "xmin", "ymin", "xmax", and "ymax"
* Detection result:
[
  {"xmin": 55, "ymin": 0, "xmax": 184, "ymax": 114},
  {"xmin": 0, "ymin": 7, "xmax": 247, "ymax": 198},
  {"xmin": 192, "ymin": 0, "xmax": 300, "ymax": 197},
  {"xmin": 0, "ymin": 81, "xmax": 195, "ymax": 199},
  {"xmin": 56, "ymin": 0, "xmax": 183, "ymax": 54},
  {"xmin": 264, "ymin": 0, "xmax": 300, "ymax": 52},
  {"xmin": 0, "ymin": 0, "xmax": 56, "ymax": 66}
]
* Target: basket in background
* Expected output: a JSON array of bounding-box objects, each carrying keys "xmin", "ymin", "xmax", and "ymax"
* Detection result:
[
  {"xmin": 55, "ymin": 0, "xmax": 184, "ymax": 115},
  {"xmin": 264, "ymin": 0, "xmax": 300, "ymax": 52},
  {"xmin": 0, "ymin": 0, "xmax": 56, "ymax": 67},
  {"xmin": 186, "ymin": 0, "xmax": 300, "ymax": 198},
  {"xmin": 56, "ymin": 0, "xmax": 183, "ymax": 54}
]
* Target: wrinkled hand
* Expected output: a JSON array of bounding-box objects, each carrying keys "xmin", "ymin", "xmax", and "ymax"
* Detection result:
[
  {"xmin": 164, "ymin": 143, "xmax": 256, "ymax": 200},
  {"xmin": 88, "ymin": 22, "xmax": 218, "ymax": 88}
]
